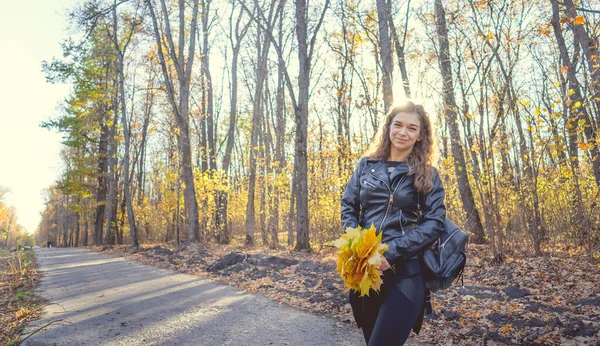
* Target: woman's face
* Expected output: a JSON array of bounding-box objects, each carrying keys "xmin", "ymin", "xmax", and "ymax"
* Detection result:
[{"xmin": 389, "ymin": 111, "xmax": 421, "ymax": 153}]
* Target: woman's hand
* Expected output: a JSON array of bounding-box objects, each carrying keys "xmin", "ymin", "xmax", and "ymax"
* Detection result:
[{"xmin": 379, "ymin": 257, "xmax": 391, "ymax": 271}]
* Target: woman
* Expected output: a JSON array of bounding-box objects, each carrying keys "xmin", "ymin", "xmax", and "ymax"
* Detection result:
[{"xmin": 341, "ymin": 101, "xmax": 446, "ymax": 345}]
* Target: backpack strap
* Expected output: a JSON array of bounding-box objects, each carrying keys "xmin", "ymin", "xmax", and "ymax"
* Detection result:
[{"xmin": 425, "ymin": 288, "xmax": 432, "ymax": 315}]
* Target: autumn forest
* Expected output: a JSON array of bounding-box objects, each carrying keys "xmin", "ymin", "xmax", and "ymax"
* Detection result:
[{"xmin": 10, "ymin": 0, "xmax": 598, "ymax": 262}]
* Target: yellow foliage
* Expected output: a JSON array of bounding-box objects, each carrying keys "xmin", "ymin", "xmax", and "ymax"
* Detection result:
[
  {"xmin": 335, "ymin": 224, "xmax": 388, "ymax": 297},
  {"xmin": 578, "ymin": 142, "xmax": 592, "ymax": 151},
  {"xmin": 501, "ymin": 323, "xmax": 512, "ymax": 334},
  {"xmin": 15, "ymin": 308, "xmax": 32, "ymax": 320}
]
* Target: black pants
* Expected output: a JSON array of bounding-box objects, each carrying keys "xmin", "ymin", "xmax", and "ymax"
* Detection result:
[{"xmin": 349, "ymin": 259, "xmax": 425, "ymax": 346}]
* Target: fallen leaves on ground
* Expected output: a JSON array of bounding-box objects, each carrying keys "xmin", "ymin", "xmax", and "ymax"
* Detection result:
[
  {"xmin": 0, "ymin": 249, "xmax": 43, "ymax": 346},
  {"xmin": 95, "ymin": 242, "xmax": 600, "ymax": 345}
]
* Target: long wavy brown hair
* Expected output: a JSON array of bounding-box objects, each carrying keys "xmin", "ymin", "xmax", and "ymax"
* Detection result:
[{"xmin": 365, "ymin": 101, "xmax": 435, "ymax": 193}]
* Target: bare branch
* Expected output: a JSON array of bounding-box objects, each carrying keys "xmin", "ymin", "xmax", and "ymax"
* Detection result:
[
  {"xmin": 18, "ymin": 319, "xmax": 75, "ymax": 344},
  {"xmin": 145, "ymin": 0, "xmax": 180, "ymax": 118},
  {"xmin": 238, "ymin": 0, "xmax": 298, "ymax": 110},
  {"xmin": 185, "ymin": 0, "xmax": 200, "ymax": 78},
  {"xmin": 308, "ymin": 0, "xmax": 330, "ymax": 64},
  {"xmin": 557, "ymin": 1, "xmax": 600, "ymax": 14},
  {"xmin": 158, "ymin": 0, "xmax": 183, "ymax": 78}
]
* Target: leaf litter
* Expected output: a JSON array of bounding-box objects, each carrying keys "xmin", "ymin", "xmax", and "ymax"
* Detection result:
[{"xmin": 95, "ymin": 243, "xmax": 600, "ymax": 345}]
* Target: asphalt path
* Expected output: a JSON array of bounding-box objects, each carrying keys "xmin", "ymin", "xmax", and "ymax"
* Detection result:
[{"xmin": 22, "ymin": 248, "xmax": 366, "ymax": 346}]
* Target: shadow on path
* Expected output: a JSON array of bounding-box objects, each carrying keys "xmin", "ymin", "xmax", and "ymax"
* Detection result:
[{"xmin": 22, "ymin": 248, "xmax": 365, "ymax": 346}]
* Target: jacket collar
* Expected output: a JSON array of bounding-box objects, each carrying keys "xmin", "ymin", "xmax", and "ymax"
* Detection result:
[
  {"xmin": 366, "ymin": 158, "xmax": 412, "ymax": 182},
  {"xmin": 390, "ymin": 161, "xmax": 411, "ymax": 182}
]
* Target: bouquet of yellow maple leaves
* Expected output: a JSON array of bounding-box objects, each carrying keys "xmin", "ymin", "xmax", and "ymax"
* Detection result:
[{"xmin": 334, "ymin": 224, "xmax": 388, "ymax": 297}]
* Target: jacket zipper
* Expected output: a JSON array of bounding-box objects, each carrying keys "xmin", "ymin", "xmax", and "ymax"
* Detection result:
[
  {"xmin": 440, "ymin": 229, "xmax": 460, "ymax": 249},
  {"xmin": 369, "ymin": 173, "xmax": 390, "ymax": 191},
  {"xmin": 363, "ymin": 180, "xmax": 377, "ymax": 188},
  {"xmin": 370, "ymin": 173, "xmax": 406, "ymax": 233},
  {"xmin": 399, "ymin": 210, "xmax": 405, "ymax": 235}
]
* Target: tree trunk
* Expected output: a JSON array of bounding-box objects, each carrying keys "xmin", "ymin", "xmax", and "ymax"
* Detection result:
[
  {"xmin": 241, "ymin": 0, "xmax": 328, "ymax": 251},
  {"xmin": 62, "ymin": 195, "xmax": 69, "ymax": 247},
  {"xmin": 434, "ymin": 0, "xmax": 486, "ymax": 243},
  {"xmin": 271, "ymin": 16, "xmax": 286, "ymax": 249},
  {"xmin": 217, "ymin": 5, "xmax": 248, "ymax": 245},
  {"xmin": 199, "ymin": 107, "xmax": 208, "ymax": 171},
  {"xmin": 288, "ymin": 182, "xmax": 295, "ymax": 247},
  {"xmin": 551, "ymin": 0, "xmax": 591, "ymax": 251},
  {"xmin": 246, "ymin": 0, "xmax": 280, "ymax": 246},
  {"xmin": 294, "ymin": 0, "xmax": 311, "ymax": 251},
  {"xmin": 118, "ymin": 188, "xmax": 126, "ymax": 245},
  {"xmin": 200, "ymin": 0, "xmax": 216, "ymax": 171},
  {"xmin": 559, "ymin": 0, "xmax": 600, "ymax": 187},
  {"xmin": 244, "ymin": 29, "xmax": 264, "ymax": 246},
  {"xmin": 111, "ymin": 3, "xmax": 138, "ymax": 248},
  {"xmin": 94, "ymin": 112, "xmax": 109, "ymax": 245},
  {"xmin": 176, "ymin": 177, "xmax": 181, "ymax": 245},
  {"xmin": 103, "ymin": 89, "xmax": 119, "ymax": 245},
  {"xmin": 75, "ymin": 207, "xmax": 80, "ymax": 247},
  {"xmin": 146, "ymin": 0, "xmax": 201, "ymax": 243},
  {"xmin": 137, "ymin": 80, "xmax": 153, "ymax": 205},
  {"xmin": 83, "ymin": 211, "xmax": 88, "ymax": 247},
  {"xmin": 376, "ymin": 0, "xmax": 393, "ymax": 110},
  {"xmin": 389, "ymin": 0, "xmax": 411, "ymax": 98},
  {"xmin": 563, "ymin": 0, "xmax": 600, "ymax": 93},
  {"xmin": 260, "ymin": 85, "xmax": 272, "ymax": 247}
]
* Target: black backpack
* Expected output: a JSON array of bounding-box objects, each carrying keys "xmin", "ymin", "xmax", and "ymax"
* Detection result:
[
  {"xmin": 417, "ymin": 195, "xmax": 468, "ymax": 292},
  {"xmin": 420, "ymin": 218, "xmax": 468, "ymax": 292}
]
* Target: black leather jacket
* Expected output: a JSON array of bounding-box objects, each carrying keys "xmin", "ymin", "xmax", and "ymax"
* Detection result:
[{"xmin": 341, "ymin": 157, "xmax": 446, "ymax": 265}]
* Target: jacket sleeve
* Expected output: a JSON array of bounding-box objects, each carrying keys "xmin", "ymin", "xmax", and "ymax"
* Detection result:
[
  {"xmin": 384, "ymin": 167, "xmax": 446, "ymax": 264},
  {"xmin": 340, "ymin": 158, "xmax": 365, "ymax": 230}
]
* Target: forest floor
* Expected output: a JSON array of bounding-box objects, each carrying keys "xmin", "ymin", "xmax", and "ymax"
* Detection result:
[
  {"xmin": 95, "ymin": 241, "xmax": 600, "ymax": 346},
  {"xmin": 0, "ymin": 249, "xmax": 43, "ymax": 346}
]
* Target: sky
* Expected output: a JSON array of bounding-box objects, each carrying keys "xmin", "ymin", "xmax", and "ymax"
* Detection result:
[{"xmin": 0, "ymin": 0, "xmax": 76, "ymax": 234}]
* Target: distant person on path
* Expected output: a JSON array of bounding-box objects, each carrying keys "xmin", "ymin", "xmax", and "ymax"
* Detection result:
[
  {"xmin": 341, "ymin": 101, "xmax": 446, "ymax": 345},
  {"xmin": 47, "ymin": 241, "xmax": 52, "ymax": 248}
]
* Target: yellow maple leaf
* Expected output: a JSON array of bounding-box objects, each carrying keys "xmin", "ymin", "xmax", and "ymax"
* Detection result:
[
  {"xmin": 573, "ymin": 16, "xmax": 585, "ymax": 25},
  {"xmin": 335, "ymin": 224, "xmax": 388, "ymax": 297}
]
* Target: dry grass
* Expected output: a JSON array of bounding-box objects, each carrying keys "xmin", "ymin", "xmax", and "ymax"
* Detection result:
[{"xmin": 0, "ymin": 249, "xmax": 43, "ymax": 346}]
